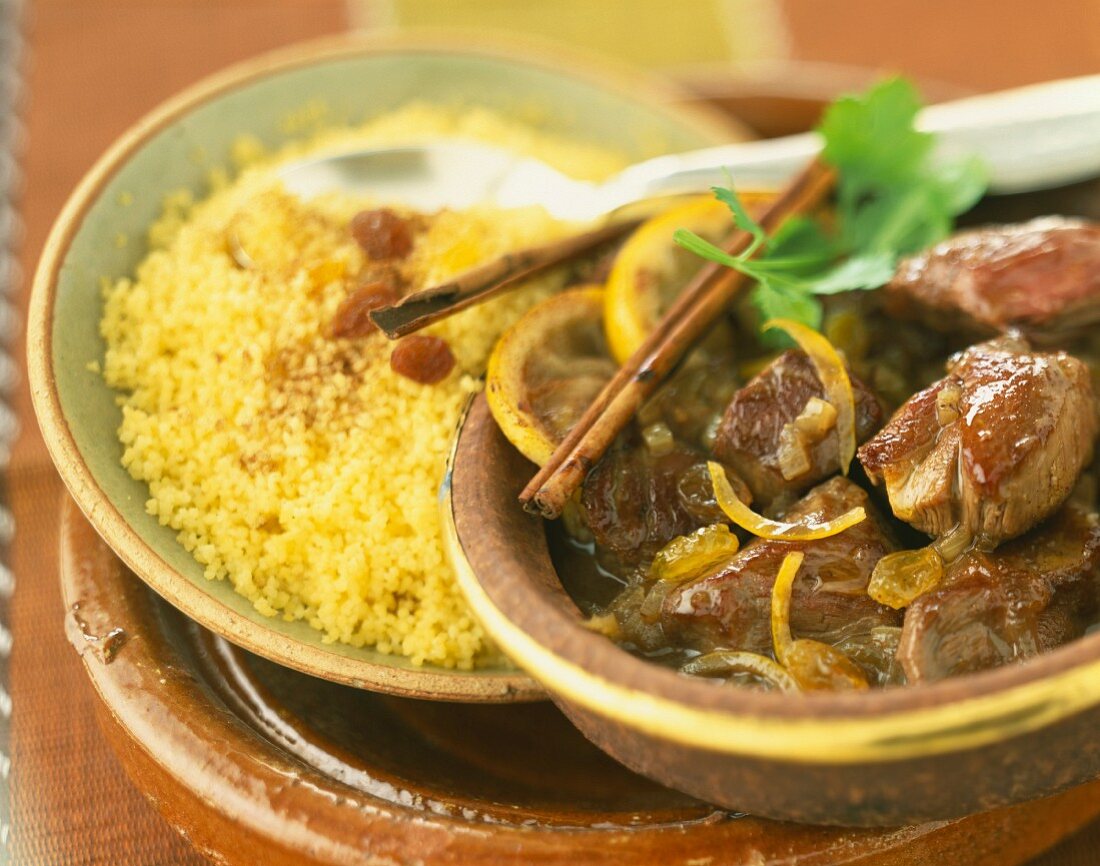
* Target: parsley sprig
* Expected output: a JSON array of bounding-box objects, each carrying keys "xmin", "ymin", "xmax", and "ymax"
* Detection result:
[{"xmin": 673, "ymin": 77, "xmax": 988, "ymax": 332}]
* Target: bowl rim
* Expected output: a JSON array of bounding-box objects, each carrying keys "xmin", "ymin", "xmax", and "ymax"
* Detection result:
[
  {"xmin": 26, "ymin": 32, "xmax": 742, "ymax": 701},
  {"xmin": 444, "ymin": 394, "xmax": 1100, "ymax": 762}
]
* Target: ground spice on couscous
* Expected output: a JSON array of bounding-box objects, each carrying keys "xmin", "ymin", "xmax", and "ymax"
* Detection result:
[{"xmin": 101, "ymin": 104, "xmax": 626, "ymax": 668}]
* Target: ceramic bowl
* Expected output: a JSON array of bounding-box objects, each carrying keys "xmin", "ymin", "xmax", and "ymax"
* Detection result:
[
  {"xmin": 27, "ymin": 34, "xmax": 744, "ymax": 701},
  {"xmin": 59, "ymin": 496, "xmax": 1100, "ymax": 865},
  {"xmin": 444, "ymin": 395, "xmax": 1100, "ymax": 826}
]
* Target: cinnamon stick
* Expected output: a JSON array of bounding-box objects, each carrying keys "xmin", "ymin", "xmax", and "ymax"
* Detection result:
[
  {"xmin": 370, "ymin": 218, "xmax": 640, "ymax": 339},
  {"xmin": 519, "ymin": 157, "xmax": 837, "ymax": 520}
]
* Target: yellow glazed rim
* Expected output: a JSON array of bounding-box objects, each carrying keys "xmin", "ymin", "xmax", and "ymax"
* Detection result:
[
  {"xmin": 441, "ymin": 402, "xmax": 1100, "ymax": 763},
  {"xmin": 27, "ymin": 33, "xmax": 738, "ymax": 700}
]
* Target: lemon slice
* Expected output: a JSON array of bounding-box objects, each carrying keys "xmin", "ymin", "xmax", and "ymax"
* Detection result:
[
  {"xmin": 604, "ymin": 192, "xmax": 773, "ymax": 364},
  {"xmin": 486, "ymin": 286, "xmax": 617, "ymax": 466}
]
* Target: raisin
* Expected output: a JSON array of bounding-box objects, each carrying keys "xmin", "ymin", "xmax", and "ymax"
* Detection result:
[
  {"xmin": 351, "ymin": 208, "xmax": 414, "ymax": 260},
  {"xmin": 390, "ymin": 335, "xmax": 455, "ymax": 385},
  {"xmin": 330, "ymin": 280, "xmax": 398, "ymax": 339}
]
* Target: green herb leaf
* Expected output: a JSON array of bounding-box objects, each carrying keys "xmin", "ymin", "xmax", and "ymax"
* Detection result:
[
  {"xmin": 931, "ymin": 152, "xmax": 989, "ymax": 215},
  {"xmin": 752, "ymin": 283, "xmax": 822, "ymax": 338},
  {"xmin": 712, "ymin": 185, "xmax": 768, "ymax": 256},
  {"xmin": 811, "ymin": 252, "xmax": 897, "ymax": 295},
  {"xmin": 671, "ymin": 228, "xmax": 742, "ymax": 270},
  {"xmin": 825, "ymin": 76, "xmax": 988, "ymax": 261},
  {"xmin": 820, "ymin": 76, "xmax": 932, "ymax": 191},
  {"xmin": 674, "ymin": 74, "xmax": 990, "ymax": 339},
  {"xmin": 767, "ymin": 216, "xmax": 836, "ymax": 265}
]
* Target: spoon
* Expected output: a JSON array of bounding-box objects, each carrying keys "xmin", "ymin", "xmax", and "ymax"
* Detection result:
[{"xmin": 278, "ymin": 75, "xmax": 1100, "ymax": 221}]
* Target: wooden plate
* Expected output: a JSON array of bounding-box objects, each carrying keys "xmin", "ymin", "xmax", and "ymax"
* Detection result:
[{"xmin": 58, "ymin": 495, "xmax": 1100, "ymax": 865}]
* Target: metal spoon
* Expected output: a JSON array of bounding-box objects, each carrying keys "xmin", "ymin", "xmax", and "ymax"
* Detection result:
[{"xmin": 278, "ymin": 75, "xmax": 1100, "ymax": 221}]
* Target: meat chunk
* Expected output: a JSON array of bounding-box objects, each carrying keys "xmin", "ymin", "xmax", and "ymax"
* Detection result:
[
  {"xmin": 884, "ymin": 218, "xmax": 1100, "ymax": 343},
  {"xmin": 661, "ymin": 477, "xmax": 901, "ymax": 655},
  {"xmin": 580, "ymin": 441, "xmax": 730, "ymax": 567},
  {"xmin": 712, "ymin": 350, "xmax": 884, "ymax": 507},
  {"xmin": 859, "ymin": 336, "xmax": 1098, "ymax": 546},
  {"xmin": 898, "ymin": 506, "xmax": 1100, "ymax": 683}
]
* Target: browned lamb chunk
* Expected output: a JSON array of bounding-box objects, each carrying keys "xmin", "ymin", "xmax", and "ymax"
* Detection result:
[
  {"xmin": 898, "ymin": 506, "xmax": 1100, "ymax": 683},
  {"xmin": 712, "ymin": 350, "xmax": 884, "ymax": 508},
  {"xmin": 661, "ymin": 477, "xmax": 901, "ymax": 655},
  {"xmin": 859, "ymin": 336, "xmax": 1098, "ymax": 547},
  {"xmin": 580, "ymin": 441, "xmax": 735, "ymax": 567},
  {"xmin": 884, "ymin": 217, "xmax": 1100, "ymax": 343}
]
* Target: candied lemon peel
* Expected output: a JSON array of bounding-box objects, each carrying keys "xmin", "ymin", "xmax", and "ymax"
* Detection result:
[
  {"xmin": 708, "ymin": 462, "xmax": 866, "ymax": 541},
  {"xmin": 771, "ymin": 551, "xmax": 869, "ymax": 691}
]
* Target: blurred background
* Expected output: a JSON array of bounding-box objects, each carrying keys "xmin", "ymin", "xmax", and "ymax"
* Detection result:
[
  {"xmin": 3, "ymin": 0, "xmax": 1099, "ymax": 863},
  {"xmin": 359, "ymin": 0, "xmax": 1099, "ymax": 88},
  {"xmin": 15, "ymin": 0, "xmax": 1100, "ymax": 329}
]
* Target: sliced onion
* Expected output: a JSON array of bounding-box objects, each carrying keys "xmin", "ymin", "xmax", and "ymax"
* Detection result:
[
  {"xmin": 777, "ymin": 424, "xmax": 813, "ymax": 481},
  {"xmin": 708, "ymin": 461, "xmax": 866, "ymax": 541},
  {"xmin": 682, "ymin": 650, "xmax": 799, "ymax": 693},
  {"xmin": 932, "ymin": 524, "xmax": 973, "ymax": 562},
  {"xmin": 641, "ymin": 421, "xmax": 675, "ymax": 456},
  {"xmin": 793, "ymin": 396, "xmax": 838, "ymax": 442},
  {"xmin": 763, "ymin": 318, "xmax": 857, "ymax": 474},
  {"xmin": 868, "ymin": 547, "xmax": 945, "ymax": 609}
]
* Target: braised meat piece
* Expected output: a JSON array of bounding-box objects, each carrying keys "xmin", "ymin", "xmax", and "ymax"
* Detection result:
[
  {"xmin": 884, "ymin": 218, "xmax": 1100, "ymax": 343},
  {"xmin": 580, "ymin": 441, "xmax": 731, "ymax": 567},
  {"xmin": 662, "ymin": 477, "xmax": 901, "ymax": 655},
  {"xmin": 859, "ymin": 336, "xmax": 1098, "ymax": 546},
  {"xmin": 898, "ymin": 507, "xmax": 1100, "ymax": 683},
  {"xmin": 712, "ymin": 350, "xmax": 884, "ymax": 507}
]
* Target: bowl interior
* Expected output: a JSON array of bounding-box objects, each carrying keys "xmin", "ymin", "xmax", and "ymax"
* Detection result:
[
  {"xmin": 35, "ymin": 38, "xmax": 738, "ymax": 699},
  {"xmin": 445, "ymin": 392, "xmax": 1100, "ymax": 820}
]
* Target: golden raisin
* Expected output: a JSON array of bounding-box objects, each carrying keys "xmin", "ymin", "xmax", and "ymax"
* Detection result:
[
  {"xmin": 649, "ymin": 524, "xmax": 739, "ymax": 584},
  {"xmin": 330, "ymin": 280, "xmax": 398, "ymax": 339},
  {"xmin": 390, "ymin": 335, "xmax": 455, "ymax": 385},
  {"xmin": 351, "ymin": 208, "xmax": 414, "ymax": 260},
  {"xmin": 782, "ymin": 639, "xmax": 869, "ymax": 692},
  {"xmin": 868, "ymin": 547, "xmax": 945, "ymax": 609}
]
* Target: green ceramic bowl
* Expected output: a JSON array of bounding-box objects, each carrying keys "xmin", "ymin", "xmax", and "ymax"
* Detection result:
[{"xmin": 28, "ymin": 34, "xmax": 742, "ymax": 701}]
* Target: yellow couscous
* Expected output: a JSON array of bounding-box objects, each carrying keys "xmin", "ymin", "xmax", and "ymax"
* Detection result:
[{"xmin": 101, "ymin": 104, "xmax": 626, "ymax": 668}]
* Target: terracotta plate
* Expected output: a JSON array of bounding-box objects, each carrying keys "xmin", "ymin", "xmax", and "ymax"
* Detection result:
[{"xmin": 59, "ymin": 496, "xmax": 1100, "ymax": 865}]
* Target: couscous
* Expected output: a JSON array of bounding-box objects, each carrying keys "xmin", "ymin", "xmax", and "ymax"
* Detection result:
[{"xmin": 101, "ymin": 104, "xmax": 626, "ymax": 668}]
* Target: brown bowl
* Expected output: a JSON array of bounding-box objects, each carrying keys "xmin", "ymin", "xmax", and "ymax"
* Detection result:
[
  {"xmin": 444, "ymin": 395, "xmax": 1100, "ymax": 827},
  {"xmin": 59, "ymin": 495, "xmax": 1100, "ymax": 864}
]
